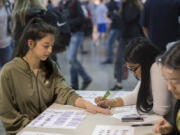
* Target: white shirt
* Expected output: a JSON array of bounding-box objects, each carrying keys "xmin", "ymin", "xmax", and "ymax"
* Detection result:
[
  {"xmin": 95, "ymin": 3, "xmax": 108, "ymax": 24},
  {"xmin": 121, "ymin": 62, "xmax": 172, "ymax": 115}
]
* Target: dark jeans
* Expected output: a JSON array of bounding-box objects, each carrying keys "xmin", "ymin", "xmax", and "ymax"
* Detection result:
[
  {"xmin": 0, "ymin": 45, "xmax": 12, "ymax": 69},
  {"xmin": 106, "ymin": 29, "xmax": 120, "ymax": 61},
  {"xmin": 114, "ymin": 38, "xmax": 131, "ymax": 83}
]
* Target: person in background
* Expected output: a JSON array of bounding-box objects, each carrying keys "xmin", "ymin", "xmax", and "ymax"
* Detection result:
[
  {"xmin": 12, "ymin": 0, "xmax": 69, "ymax": 64},
  {"xmin": 0, "ymin": 18, "xmax": 110, "ymax": 134},
  {"xmin": 112, "ymin": 0, "xmax": 143, "ymax": 90},
  {"xmin": 95, "ymin": 37, "xmax": 172, "ymax": 116},
  {"xmin": 47, "ymin": 0, "xmax": 59, "ymax": 9},
  {"xmin": 101, "ymin": 0, "xmax": 120, "ymax": 64},
  {"xmin": 47, "ymin": 0, "xmax": 53, "ymax": 9},
  {"xmin": 0, "ymin": 0, "xmax": 12, "ymax": 70},
  {"xmin": 140, "ymin": 0, "xmax": 180, "ymax": 52},
  {"xmin": 87, "ymin": 0, "xmax": 97, "ymax": 42},
  {"xmin": 59, "ymin": 0, "xmax": 92, "ymax": 90},
  {"xmin": 51, "ymin": 0, "xmax": 59, "ymax": 6},
  {"xmin": 12, "ymin": 0, "xmax": 45, "ymax": 51},
  {"xmin": 153, "ymin": 43, "xmax": 180, "ymax": 135},
  {"xmin": 0, "ymin": 120, "xmax": 6, "ymax": 135},
  {"xmin": 95, "ymin": 0, "xmax": 108, "ymax": 46},
  {"xmin": 45, "ymin": 0, "xmax": 60, "ymax": 63},
  {"xmin": 41, "ymin": 0, "xmax": 48, "ymax": 8},
  {"xmin": 9, "ymin": 0, "xmax": 13, "ymax": 4}
]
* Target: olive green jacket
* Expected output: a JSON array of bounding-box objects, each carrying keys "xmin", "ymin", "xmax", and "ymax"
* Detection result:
[{"xmin": 0, "ymin": 58, "xmax": 80, "ymax": 134}]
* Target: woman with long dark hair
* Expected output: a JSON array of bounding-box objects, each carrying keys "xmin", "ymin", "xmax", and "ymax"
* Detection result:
[
  {"xmin": 0, "ymin": 18, "xmax": 110, "ymax": 134},
  {"xmin": 153, "ymin": 43, "xmax": 180, "ymax": 135},
  {"xmin": 95, "ymin": 37, "xmax": 171, "ymax": 115}
]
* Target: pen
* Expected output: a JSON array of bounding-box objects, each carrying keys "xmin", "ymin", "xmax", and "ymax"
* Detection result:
[
  {"xmin": 101, "ymin": 90, "xmax": 111, "ymax": 101},
  {"xmin": 131, "ymin": 123, "xmax": 154, "ymax": 127}
]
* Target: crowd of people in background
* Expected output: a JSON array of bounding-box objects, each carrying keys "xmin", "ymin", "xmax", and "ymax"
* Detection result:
[
  {"xmin": 0, "ymin": 0, "xmax": 180, "ymax": 134},
  {"xmin": 1, "ymin": 0, "xmax": 179, "ymax": 90}
]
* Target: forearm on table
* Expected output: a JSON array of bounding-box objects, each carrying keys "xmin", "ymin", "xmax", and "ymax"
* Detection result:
[
  {"xmin": 74, "ymin": 97, "xmax": 89, "ymax": 109},
  {"xmin": 110, "ymin": 97, "xmax": 124, "ymax": 107}
]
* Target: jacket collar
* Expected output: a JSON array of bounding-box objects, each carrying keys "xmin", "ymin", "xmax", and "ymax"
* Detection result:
[{"xmin": 13, "ymin": 57, "xmax": 44, "ymax": 75}]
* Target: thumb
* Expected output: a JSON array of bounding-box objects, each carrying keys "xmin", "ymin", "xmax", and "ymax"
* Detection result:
[{"xmin": 159, "ymin": 119, "xmax": 166, "ymax": 125}]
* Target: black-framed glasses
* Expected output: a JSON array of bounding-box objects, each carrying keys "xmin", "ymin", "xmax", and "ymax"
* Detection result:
[{"xmin": 127, "ymin": 65, "xmax": 140, "ymax": 72}]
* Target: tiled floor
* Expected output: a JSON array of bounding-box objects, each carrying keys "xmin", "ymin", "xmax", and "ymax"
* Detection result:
[{"xmin": 56, "ymin": 37, "xmax": 138, "ymax": 91}]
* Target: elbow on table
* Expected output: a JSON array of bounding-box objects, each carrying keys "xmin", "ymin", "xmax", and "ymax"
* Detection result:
[{"xmin": 153, "ymin": 105, "xmax": 170, "ymax": 116}]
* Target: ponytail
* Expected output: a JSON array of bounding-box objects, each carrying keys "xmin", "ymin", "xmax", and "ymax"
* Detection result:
[{"xmin": 12, "ymin": 18, "xmax": 57, "ymax": 79}]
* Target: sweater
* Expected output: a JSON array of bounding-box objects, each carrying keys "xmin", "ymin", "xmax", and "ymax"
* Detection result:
[
  {"xmin": 0, "ymin": 57, "xmax": 80, "ymax": 134},
  {"xmin": 121, "ymin": 62, "xmax": 172, "ymax": 115}
]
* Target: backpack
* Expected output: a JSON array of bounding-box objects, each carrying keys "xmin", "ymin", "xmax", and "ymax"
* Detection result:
[
  {"xmin": 27, "ymin": 8, "xmax": 71, "ymax": 53},
  {"xmin": 59, "ymin": 0, "xmax": 92, "ymax": 37},
  {"xmin": 44, "ymin": 8, "xmax": 71, "ymax": 53}
]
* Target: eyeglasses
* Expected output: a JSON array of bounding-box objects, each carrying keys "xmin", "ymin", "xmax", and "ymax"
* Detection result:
[{"xmin": 127, "ymin": 65, "xmax": 140, "ymax": 72}]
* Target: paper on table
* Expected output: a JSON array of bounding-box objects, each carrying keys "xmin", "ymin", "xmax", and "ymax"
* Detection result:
[
  {"xmin": 28, "ymin": 109, "xmax": 86, "ymax": 129},
  {"xmin": 20, "ymin": 131, "xmax": 65, "ymax": 135},
  {"xmin": 76, "ymin": 90, "xmax": 129, "ymax": 104},
  {"xmin": 114, "ymin": 105, "xmax": 136, "ymax": 111},
  {"xmin": 91, "ymin": 125, "xmax": 134, "ymax": 135},
  {"xmin": 76, "ymin": 91, "xmax": 106, "ymax": 104},
  {"xmin": 76, "ymin": 91, "xmax": 105, "ymax": 98}
]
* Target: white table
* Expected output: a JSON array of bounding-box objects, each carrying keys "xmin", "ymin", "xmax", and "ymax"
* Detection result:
[{"xmin": 17, "ymin": 91, "xmax": 161, "ymax": 135}]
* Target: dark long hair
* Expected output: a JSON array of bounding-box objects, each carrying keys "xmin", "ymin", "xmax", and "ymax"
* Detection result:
[
  {"xmin": 160, "ymin": 41, "xmax": 180, "ymax": 69},
  {"xmin": 124, "ymin": 37, "xmax": 161, "ymax": 113},
  {"xmin": 13, "ymin": 18, "xmax": 57, "ymax": 79}
]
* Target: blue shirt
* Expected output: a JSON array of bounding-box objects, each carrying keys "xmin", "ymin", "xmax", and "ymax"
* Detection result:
[{"xmin": 140, "ymin": 0, "xmax": 180, "ymax": 51}]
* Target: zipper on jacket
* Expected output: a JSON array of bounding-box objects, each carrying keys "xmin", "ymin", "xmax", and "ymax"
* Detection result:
[{"xmin": 35, "ymin": 73, "xmax": 42, "ymax": 113}]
